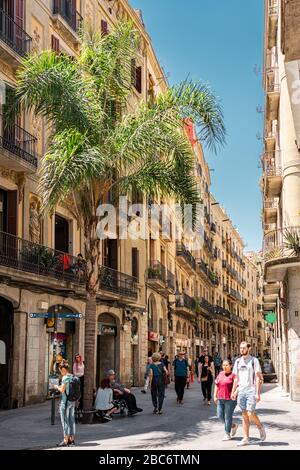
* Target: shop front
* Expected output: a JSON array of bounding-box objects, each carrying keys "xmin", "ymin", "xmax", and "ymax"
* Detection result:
[
  {"xmin": 96, "ymin": 313, "xmax": 119, "ymax": 386},
  {"xmin": 148, "ymin": 330, "xmax": 159, "ymax": 354}
]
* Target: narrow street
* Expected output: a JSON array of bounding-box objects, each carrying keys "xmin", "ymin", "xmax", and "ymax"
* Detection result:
[{"xmin": 0, "ymin": 383, "xmax": 299, "ymax": 451}]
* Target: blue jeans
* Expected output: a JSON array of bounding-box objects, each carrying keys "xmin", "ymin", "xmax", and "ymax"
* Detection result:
[
  {"xmin": 60, "ymin": 400, "xmax": 76, "ymax": 438},
  {"xmin": 217, "ymin": 399, "xmax": 237, "ymax": 434}
]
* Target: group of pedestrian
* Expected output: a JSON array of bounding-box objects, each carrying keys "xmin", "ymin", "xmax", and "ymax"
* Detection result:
[{"xmin": 53, "ymin": 341, "xmax": 266, "ymax": 447}]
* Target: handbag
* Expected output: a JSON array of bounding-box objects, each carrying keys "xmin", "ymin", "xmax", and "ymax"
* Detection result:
[{"xmin": 201, "ymin": 376, "xmax": 208, "ymax": 382}]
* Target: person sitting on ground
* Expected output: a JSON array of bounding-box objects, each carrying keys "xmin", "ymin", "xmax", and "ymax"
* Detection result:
[
  {"xmin": 94, "ymin": 378, "xmax": 119, "ymax": 421},
  {"xmin": 107, "ymin": 369, "xmax": 143, "ymax": 416}
]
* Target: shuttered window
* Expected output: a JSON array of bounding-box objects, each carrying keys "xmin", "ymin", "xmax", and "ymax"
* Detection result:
[
  {"xmin": 51, "ymin": 35, "xmax": 60, "ymax": 52},
  {"xmin": 101, "ymin": 19, "xmax": 108, "ymax": 36},
  {"xmin": 132, "ymin": 248, "xmax": 139, "ymax": 281},
  {"xmin": 131, "ymin": 59, "xmax": 142, "ymax": 94}
]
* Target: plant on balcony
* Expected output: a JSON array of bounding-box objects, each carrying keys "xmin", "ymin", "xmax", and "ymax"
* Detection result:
[
  {"xmin": 17, "ymin": 21, "xmax": 225, "ymax": 418},
  {"xmin": 264, "ymin": 247, "xmax": 283, "ymax": 261},
  {"xmin": 283, "ymin": 229, "xmax": 300, "ymax": 257},
  {"xmin": 20, "ymin": 244, "xmax": 57, "ymax": 274},
  {"xmin": 147, "ymin": 266, "xmax": 162, "ymax": 279},
  {"xmin": 194, "ymin": 296, "xmax": 201, "ymax": 314}
]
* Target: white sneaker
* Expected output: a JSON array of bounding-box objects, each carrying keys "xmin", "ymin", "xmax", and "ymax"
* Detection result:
[
  {"xmin": 231, "ymin": 423, "xmax": 239, "ymax": 437},
  {"xmin": 259, "ymin": 426, "xmax": 266, "ymax": 442},
  {"xmin": 237, "ymin": 438, "xmax": 250, "ymax": 447},
  {"xmin": 222, "ymin": 433, "xmax": 231, "ymax": 441}
]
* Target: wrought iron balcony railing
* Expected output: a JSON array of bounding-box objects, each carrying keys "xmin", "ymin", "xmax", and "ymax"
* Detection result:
[
  {"xmin": 0, "ymin": 230, "xmax": 85, "ymax": 285},
  {"xmin": 53, "ymin": 0, "xmax": 83, "ymax": 33},
  {"xmin": 176, "ymin": 242, "xmax": 196, "ymax": 271},
  {"xmin": 214, "ymin": 305, "xmax": 231, "ymax": 320},
  {"xmin": 147, "ymin": 260, "xmax": 166, "ymax": 283},
  {"xmin": 0, "ymin": 8, "xmax": 32, "ymax": 56},
  {"xmin": 176, "ymin": 293, "xmax": 196, "ymax": 311},
  {"xmin": 263, "ymin": 226, "xmax": 300, "ymax": 262},
  {"xmin": 167, "ymin": 270, "xmax": 175, "ymax": 291},
  {"xmin": 0, "ymin": 115, "xmax": 38, "ymax": 168},
  {"xmin": 200, "ymin": 297, "xmax": 215, "ymax": 315},
  {"xmin": 99, "ymin": 265, "xmax": 137, "ymax": 299}
]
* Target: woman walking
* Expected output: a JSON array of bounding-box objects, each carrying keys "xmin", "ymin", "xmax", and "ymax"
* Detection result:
[
  {"xmin": 214, "ymin": 358, "xmax": 238, "ymax": 441},
  {"xmin": 73, "ymin": 353, "xmax": 84, "ymax": 416},
  {"xmin": 198, "ymin": 355, "xmax": 214, "ymax": 405},
  {"xmin": 149, "ymin": 352, "xmax": 168, "ymax": 414}
]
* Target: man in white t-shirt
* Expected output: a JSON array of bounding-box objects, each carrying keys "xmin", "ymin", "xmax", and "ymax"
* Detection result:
[{"xmin": 231, "ymin": 341, "xmax": 266, "ymax": 446}]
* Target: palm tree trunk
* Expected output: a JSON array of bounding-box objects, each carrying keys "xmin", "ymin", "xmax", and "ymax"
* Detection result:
[
  {"xmin": 82, "ymin": 219, "xmax": 101, "ymax": 423},
  {"xmin": 82, "ymin": 293, "xmax": 97, "ymax": 423}
]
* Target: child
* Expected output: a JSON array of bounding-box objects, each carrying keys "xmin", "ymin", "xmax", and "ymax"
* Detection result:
[{"xmin": 94, "ymin": 378, "xmax": 118, "ymax": 421}]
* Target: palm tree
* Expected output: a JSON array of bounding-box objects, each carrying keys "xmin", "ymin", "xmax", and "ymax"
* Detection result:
[{"xmin": 16, "ymin": 21, "xmax": 225, "ymax": 418}]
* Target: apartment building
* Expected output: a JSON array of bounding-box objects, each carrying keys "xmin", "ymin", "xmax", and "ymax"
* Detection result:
[
  {"xmin": 0, "ymin": 0, "xmax": 262, "ymax": 410},
  {"xmin": 262, "ymin": 0, "xmax": 300, "ymax": 400}
]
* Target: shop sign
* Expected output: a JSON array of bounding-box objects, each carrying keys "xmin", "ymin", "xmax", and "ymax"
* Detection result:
[
  {"xmin": 159, "ymin": 335, "xmax": 165, "ymax": 345},
  {"xmin": 265, "ymin": 312, "xmax": 276, "ymax": 324},
  {"xmin": 98, "ymin": 323, "xmax": 117, "ymax": 336},
  {"xmin": 148, "ymin": 331, "xmax": 159, "ymax": 342},
  {"xmin": 195, "ymin": 339, "xmax": 200, "ymax": 346}
]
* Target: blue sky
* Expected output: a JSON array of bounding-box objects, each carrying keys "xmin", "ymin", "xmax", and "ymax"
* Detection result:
[{"xmin": 131, "ymin": 0, "xmax": 264, "ymax": 251}]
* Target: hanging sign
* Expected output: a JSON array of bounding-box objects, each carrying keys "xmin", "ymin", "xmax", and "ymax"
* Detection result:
[{"xmin": 264, "ymin": 311, "xmax": 276, "ymax": 324}]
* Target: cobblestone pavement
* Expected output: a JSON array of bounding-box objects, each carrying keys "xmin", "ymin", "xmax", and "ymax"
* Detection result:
[{"xmin": 0, "ymin": 383, "xmax": 299, "ymax": 450}]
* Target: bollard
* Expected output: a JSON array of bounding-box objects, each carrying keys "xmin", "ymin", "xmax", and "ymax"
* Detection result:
[{"xmin": 51, "ymin": 391, "xmax": 56, "ymax": 425}]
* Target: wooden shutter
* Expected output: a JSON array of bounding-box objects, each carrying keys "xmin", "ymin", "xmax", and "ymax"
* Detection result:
[
  {"xmin": 101, "ymin": 19, "xmax": 108, "ymax": 36},
  {"xmin": 131, "ymin": 59, "xmax": 136, "ymax": 85},
  {"xmin": 51, "ymin": 35, "xmax": 60, "ymax": 52},
  {"xmin": 132, "ymin": 248, "xmax": 139, "ymax": 281},
  {"xmin": 7, "ymin": 190, "xmax": 17, "ymax": 235},
  {"xmin": 15, "ymin": 0, "xmax": 23, "ymax": 27}
]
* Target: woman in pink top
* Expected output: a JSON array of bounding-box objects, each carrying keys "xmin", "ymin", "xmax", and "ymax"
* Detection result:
[{"xmin": 214, "ymin": 358, "xmax": 239, "ymax": 441}]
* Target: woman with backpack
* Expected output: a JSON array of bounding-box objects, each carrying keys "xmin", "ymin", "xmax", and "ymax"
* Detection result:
[
  {"xmin": 149, "ymin": 352, "xmax": 168, "ymax": 414},
  {"xmin": 198, "ymin": 354, "xmax": 215, "ymax": 405},
  {"xmin": 53, "ymin": 362, "xmax": 81, "ymax": 447}
]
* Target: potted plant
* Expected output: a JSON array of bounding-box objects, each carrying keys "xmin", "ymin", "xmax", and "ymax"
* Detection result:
[{"xmin": 283, "ymin": 229, "xmax": 300, "ymax": 257}]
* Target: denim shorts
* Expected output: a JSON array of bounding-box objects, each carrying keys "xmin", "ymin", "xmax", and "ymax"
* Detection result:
[{"xmin": 238, "ymin": 389, "xmax": 256, "ymax": 412}]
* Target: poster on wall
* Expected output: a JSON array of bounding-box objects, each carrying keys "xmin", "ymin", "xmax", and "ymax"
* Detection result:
[{"xmin": 50, "ymin": 333, "xmax": 67, "ymax": 359}]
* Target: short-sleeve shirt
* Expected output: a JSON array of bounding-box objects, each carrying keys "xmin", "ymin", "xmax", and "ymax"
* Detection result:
[
  {"xmin": 173, "ymin": 358, "xmax": 188, "ymax": 377},
  {"xmin": 61, "ymin": 374, "xmax": 72, "ymax": 404},
  {"xmin": 233, "ymin": 356, "xmax": 261, "ymax": 392},
  {"xmin": 215, "ymin": 371, "xmax": 236, "ymax": 400}
]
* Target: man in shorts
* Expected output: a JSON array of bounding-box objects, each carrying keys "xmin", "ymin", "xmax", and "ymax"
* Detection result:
[{"xmin": 231, "ymin": 341, "xmax": 266, "ymax": 446}]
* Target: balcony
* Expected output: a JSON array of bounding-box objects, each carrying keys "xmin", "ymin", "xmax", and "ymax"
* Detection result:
[
  {"xmin": 267, "ymin": 0, "xmax": 279, "ymax": 49},
  {"xmin": 265, "ymin": 65, "xmax": 280, "ymax": 121},
  {"xmin": 0, "ymin": 230, "xmax": 85, "ymax": 287},
  {"xmin": 52, "ymin": 0, "xmax": 83, "ymax": 44},
  {"xmin": 222, "ymin": 259, "xmax": 227, "ymax": 269},
  {"xmin": 197, "ymin": 259, "xmax": 219, "ymax": 286},
  {"xmin": 264, "ymin": 198, "xmax": 278, "ymax": 224},
  {"xmin": 0, "ymin": 115, "xmax": 38, "ymax": 172},
  {"xmin": 214, "ymin": 305, "xmax": 231, "ymax": 320},
  {"xmin": 175, "ymin": 293, "xmax": 196, "ymax": 317},
  {"xmin": 264, "ymin": 223, "xmax": 277, "ymax": 233},
  {"xmin": 167, "ymin": 270, "xmax": 175, "ymax": 292},
  {"xmin": 263, "ymin": 227, "xmax": 300, "ymax": 283},
  {"xmin": 200, "ymin": 297, "xmax": 215, "ymax": 318},
  {"xmin": 223, "ymin": 284, "xmax": 229, "ymax": 294},
  {"xmin": 147, "ymin": 260, "xmax": 166, "ymax": 288},
  {"xmin": 262, "ymin": 151, "xmax": 282, "ymax": 198},
  {"xmin": 228, "ymin": 287, "xmax": 243, "ymax": 303},
  {"xmin": 231, "ymin": 313, "xmax": 245, "ymax": 328},
  {"xmin": 0, "ymin": 9, "xmax": 32, "ymax": 66},
  {"xmin": 176, "ymin": 242, "xmax": 196, "ymax": 274},
  {"xmin": 99, "ymin": 265, "xmax": 137, "ymax": 299}
]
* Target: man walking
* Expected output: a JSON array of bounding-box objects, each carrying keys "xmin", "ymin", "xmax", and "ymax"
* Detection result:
[
  {"xmin": 172, "ymin": 351, "xmax": 189, "ymax": 404},
  {"xmin": 213, "ymin": 351, "xmax": 222, "ymax": 377},
  {"xmin": 231, "ymin": 341, "xmax": 266, "ymax": 446}
]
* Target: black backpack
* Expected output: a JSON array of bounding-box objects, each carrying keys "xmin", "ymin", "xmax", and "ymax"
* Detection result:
[{"xmin": 66, "ymin": 375, "xmax": 81, "ymax": 402}]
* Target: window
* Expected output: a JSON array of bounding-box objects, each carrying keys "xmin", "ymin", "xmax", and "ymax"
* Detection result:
[
  {"xmin": 51, "ymin": 35, "xmax": 60, "ymax": 52},
  {"xmin": 101, "ymin": 19, "xmax": 108, "ymax": 36},
  {"xmin": 132, "ymin": 248, "xmax": 139, "ymax": 281},
  {"xmin": 131, "ymin": 59, "xmax": 142, "ymax": 93}
]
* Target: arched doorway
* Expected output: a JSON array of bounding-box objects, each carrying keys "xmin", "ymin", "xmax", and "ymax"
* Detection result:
[
  {"xmin": 97, "ymin": 313, "xmax": 119, "ymax": 386},
  {"xmin": 0, "ymin": 297, "xmax": 14, "ymax": 409},
  {"xmin": 47, "ymin": 305, "xmax": 78, "ymax": 377}
]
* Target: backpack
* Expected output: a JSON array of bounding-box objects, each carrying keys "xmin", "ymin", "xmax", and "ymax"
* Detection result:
[{"xmin": 66, "ymin": 375, "xmax": 81, "ymax": 402}]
